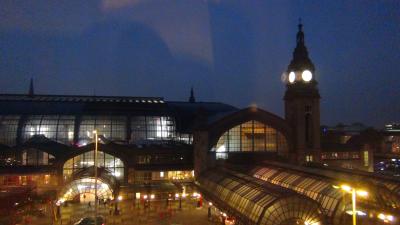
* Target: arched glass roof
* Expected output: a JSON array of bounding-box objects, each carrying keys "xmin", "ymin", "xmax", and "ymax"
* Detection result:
[
  {"xmin": 247, "ymin": 164, "xmax": 400, "ymax": 220},
  {"xmin": 59, "ymin": 178, "xmax": 113, "ymax": 202},
  {"xmin": 197, "ymin": 168, "xmax": 324, "ymax": 225}
]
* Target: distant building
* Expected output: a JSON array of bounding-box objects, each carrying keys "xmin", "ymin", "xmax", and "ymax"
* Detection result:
[
  {"xmin": 383, "ymin": 123, "xmax": 400, "ymax": 154},
  {"xmin": 319, "ymin": 124, "xmax": 377, "ymax": 172}
]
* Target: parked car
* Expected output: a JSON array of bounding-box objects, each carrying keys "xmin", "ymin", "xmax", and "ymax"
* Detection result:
[{"xmin": 74, "ymin": 216, "xmax": 105, "ymax": 225}]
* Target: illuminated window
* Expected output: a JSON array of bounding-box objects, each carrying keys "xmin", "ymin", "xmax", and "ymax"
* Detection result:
[
  {"xmin": 363, "ymin": 151, "xmax": 369, "ymax": 166},
  {"xmin": 21, "ymin": 115, "xmax": 74, "ymax": 145},
  {"xmin": 78, "ymin": 116, "xmax": 126, "ymax": 145},
  {"xmin": 63, "ymin": 151, "xmax": 124, "ymax": 181},
  {"xmin": 130, "ymin": 116, "xmax": 176, "ymax": 143},
  {"xmin": 212, "ymin": 120, "xmax": 288, "ymax": 153},
  {"xmin": 306, "ymin": 155, "xmax": 313, "ymax": 162}
]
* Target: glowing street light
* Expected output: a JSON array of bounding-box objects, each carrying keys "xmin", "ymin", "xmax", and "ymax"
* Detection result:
[
  {"xmin": 333, "ymin": 184, "xmax": 368, "ymax": 225},
  {"xmin": 378, "ymin": 213, "xmax": 395, "ymax": 223}
]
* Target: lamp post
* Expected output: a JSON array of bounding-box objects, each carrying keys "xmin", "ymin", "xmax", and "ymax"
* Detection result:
[
  {"xmin": 333, "ymin": 184, "xmax": 368, "ymax": 225},
  {"xmin": 175, "ymin": 193, "xmax": 182, "ymax": 209},
  {"xmin": 93, "ymin": 130, "xmax": 98, "ymax": 225}
]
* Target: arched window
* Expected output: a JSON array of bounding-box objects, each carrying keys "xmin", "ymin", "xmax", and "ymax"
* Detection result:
[
  {"xmin": 212, "ymin": 120, "xmax": 288, "ymax": 158},
  {"xmin": 63, "ymin": 151, "xmax": 124, "ymax": 181}
]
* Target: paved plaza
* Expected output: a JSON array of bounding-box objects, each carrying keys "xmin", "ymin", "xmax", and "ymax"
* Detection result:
[{"xmin": 21, "ymin": 198, "xmax": 222, "ymax": 225}]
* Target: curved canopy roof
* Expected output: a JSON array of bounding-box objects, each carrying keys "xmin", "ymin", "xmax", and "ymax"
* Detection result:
[
  {"xmin": 241, "ymin": 162, "xmax": 400, "ymax": 218},
  {"xmin": 197, "ymin": 168, "xmax": 324, "ymax": 225}
]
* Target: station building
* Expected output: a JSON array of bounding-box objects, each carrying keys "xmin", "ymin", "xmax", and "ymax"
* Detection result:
[{"xmin": 1, "ymin": 23, "xmax": 399, "ymax": 225}]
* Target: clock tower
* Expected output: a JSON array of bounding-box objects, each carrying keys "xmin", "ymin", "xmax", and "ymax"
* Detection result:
[{"xmin": 284, "ymin": 21, "xmax": 321, "ymax": 164}]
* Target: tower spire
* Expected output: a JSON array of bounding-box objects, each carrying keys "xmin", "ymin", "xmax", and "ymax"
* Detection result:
[
  {"xmin": 189, "ymin": 86, "xmax": 196, "ymax": 103},
  {"xmin": 297, "ymin": 18, "xmax": 304, "ymax": 45},
  {"xmin": 287, "ymin": 20, "xmax": 315, "ymax": 73},
  {"xmin": 28, "ymin": 77, "xmax": 34, "ymax": 96}
]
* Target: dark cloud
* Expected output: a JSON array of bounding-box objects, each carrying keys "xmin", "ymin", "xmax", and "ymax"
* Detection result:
[{"xmin": 0, "ymin": 0, "xmax": 399, "ymax": 127}]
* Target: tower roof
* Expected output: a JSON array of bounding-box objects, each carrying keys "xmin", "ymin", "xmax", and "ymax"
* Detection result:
[{"xmin": 287, "ymin": 20, "xmax": 315, "ymax": 72}]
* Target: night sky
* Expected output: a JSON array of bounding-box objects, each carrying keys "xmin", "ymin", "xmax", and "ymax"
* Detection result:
[{"xmin": 0, "ymin": 1, "xmax": 399, "ymax": 128}]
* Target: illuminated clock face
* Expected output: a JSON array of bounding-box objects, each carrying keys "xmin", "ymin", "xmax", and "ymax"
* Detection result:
[
  {"xmin": 288, "ymin": 72, "xmax": 296, "ymax": 83},
  {"xmin": 302, "ymin": 70, "xmax": 313, "ymax": 82}
]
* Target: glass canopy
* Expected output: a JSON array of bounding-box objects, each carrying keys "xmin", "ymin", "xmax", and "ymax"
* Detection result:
[
  {"xmin": 59, "ymin": 178, "xmax": 113, "ymax": 202},
  {"xmin": 198, "ymin": 168, "xmax": 324, "ymax": 225}
]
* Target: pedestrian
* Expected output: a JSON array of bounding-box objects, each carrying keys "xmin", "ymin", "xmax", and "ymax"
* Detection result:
[{"xmin": 88, "ymin": 201, "xmax": 91, "ymax": 208}]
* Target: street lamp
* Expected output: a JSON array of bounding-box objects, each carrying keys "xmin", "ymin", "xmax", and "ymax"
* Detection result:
[
  {"xmin": 378, "ymin": 213, "xmax": 395, "ymax": 223},
  {"xmin": 333, "ymin": 184, "xmax": 368, "ymax": 225},
  {"xmin": 93, "ymin": 130, "xmax": 98, "ymax": 224}
]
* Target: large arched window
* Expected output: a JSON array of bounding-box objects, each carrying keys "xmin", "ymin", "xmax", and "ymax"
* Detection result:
[
  {"xmin": 212, "ymin": 120, "xmax": 288, "ymax": 158},
  {"xmin": 63, "ymin": 151, "xmax": 124, "ymax": 181}
]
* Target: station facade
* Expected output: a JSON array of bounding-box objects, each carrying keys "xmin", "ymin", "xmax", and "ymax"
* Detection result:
[{"xmin": 0, "ymin": 23, "xmax": 399, "ymax": 225}]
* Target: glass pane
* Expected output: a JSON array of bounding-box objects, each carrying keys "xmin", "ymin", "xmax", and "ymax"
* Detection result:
[
  {"xmin": 131, "ymin": 116, "xmax": 146, "ymax": 143},
  {"xmin": 254, "ymin": 121, "xmax": 266, "ymax": 151},
  {"xmin": 21, "ymin": 115, "xmax": 42, "ymax": 142},
  {"xmin": 0, "ymin": 115, "xmax": 20, "ymax": 146},
  {"xmin": 229, "ymin": 125, "xmax": 241, "ymax": 152},
  {"xmin": 241, "ymin": 121, "xmax": 253, "ymax": 152},
  {"xmin": 57, "ymin": 116, "xmax": 75, "ymax": 145}
]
